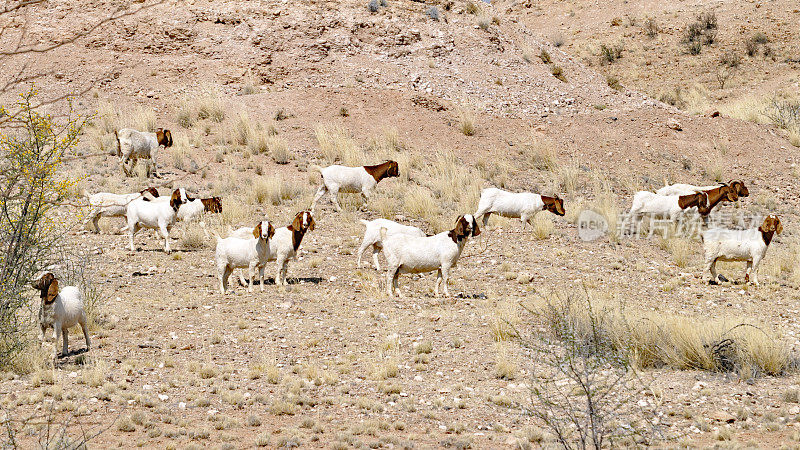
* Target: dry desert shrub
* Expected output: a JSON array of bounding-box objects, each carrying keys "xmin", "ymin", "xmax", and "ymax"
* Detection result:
[
  {"xmin": 266, "ymin": 136, "xmax": 291, "ymax": 164},
  {"xmin": 524, "ymin": 135, "xmax": 558, "ymax": 171},
  {"xmin": 538, "ymin": 290, "xmax": 790, "ymax": 376},
  {"xmin": 458, "ymin": 109, "xmax": 476, "ymax": 136},
  {"xmin": 494, "ymin": 343, "xmax": 517, "ymax": 380},
  {"xmin": 531, "ymin": 213, "xmax": 554, "ymax": 240},
  {"xmin": 96, "ymin": 101, "xmax": 157, "ymax": 134},
  {"xmin": 314, "ymin": 124, "xmax": 363, "ymax": 165},
  {"xmin": 249, "ymin": 175, "xmax": 307, "ymax": 206},
  {"xmin": 177, "ymin": 90, "xmax": 226, "ymax": 127},
  {"xmin": 599, "ymin": 43, "xmax": 624, "ymax": 64},
  {"xmin": 665, "ymin": 238, "xmax": 692, "ymax": 267},
  {"xmin": 180, "ymin": 225, "xmax": 208, "ymax": 250}
]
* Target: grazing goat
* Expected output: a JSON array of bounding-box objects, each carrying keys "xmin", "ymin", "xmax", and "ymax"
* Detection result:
[
  {"xmin": 83, "ymin": 187, "xmax": 159, "ymax": 233},
  {"xmin": 702, "ymin": 215, "xmax": 782, "ymax": 286},
  {"xmin": 628, "ymin": 191, "xmax": 709, "ymax": 224},
  {"xmin": 125, "ymin": 188, "xmax": 187, "ymax": 253},
  {"xmin": 357, "ymin": 219, "xmax": 426, "ymax": 270},
  {"xmin": 32, "ymin": 273, "xmax": 90, "ymax": 358},
  {"xmin": 473, "ymin": 187, "xmax": 565, "ymax": 228},
  {"xmin": 116, "ymin": 128, "xmax": 173, "ymax": 177},
  {"xmin": 381, "ymin": 214, "xmax": 480, "ymax": 297},
  {"xmin": 215, "ymin": 220, "xmax": 275, "ymax": 294},
  {"xmin": 657, "ymin": 180, "xmax": 749, "ymax": 198},
  {"xmin": 231, "ymin": 210, "xmax": 316, "ymax": 286},
  {"xmin": 310, "ymin": 161, "xmax": 399, "ymax": 212}
]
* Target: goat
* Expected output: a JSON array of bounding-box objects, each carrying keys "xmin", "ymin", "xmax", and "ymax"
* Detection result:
[
  {"xmin": 83, "ymin": 187, "xmax": 159, "ymax": 233},
  {"xmin": 628, "ymin": 191, "xmax": 709, "ymax": 224},
  {"xmin": 116, "ymin": 128, "xmax": 173, "ymax": 178},
  {"xmin": 125, "ymin": 188, "xmax": 187, "ymax": 253},
  {"xmin": 310, "ymin": 161, "xmax": 399, "ymax": 212},
  {"xmin": 381, "ymin": 214, "xmax": 480, "ymax": 297},
  {"xmin": 32, "ymin": 273, "xmax": 90, "ymax": 358},
  {"xmin": 230, "ymin": 210, "xmax": 316, "ymax": 286},
  {"xmin": 357, "ymin": 219, "xmax": 426, "ymax": 270},
  {"xmin": 657, "ymin": 180, "xmax": 749, "ymax": 198},
  {"xmin": 214, "ymin": 220, "xmax": 275, "ymax": 294},
  {"xmin": 473, "ymin": 187, "xmax": 565, "ymax": 228},
  {"xmin": 702, "ymin": 215, "xmax": 782, "ymax": 286}
]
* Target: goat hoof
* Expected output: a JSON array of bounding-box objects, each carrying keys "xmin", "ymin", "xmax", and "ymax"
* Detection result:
[
  {"xmin": 708, "ymin": 279, "xmax": 719, "ymax": 285},
  {"xmin": 717, "ymin": 275, "xmax": 729, "ymax": 283}
]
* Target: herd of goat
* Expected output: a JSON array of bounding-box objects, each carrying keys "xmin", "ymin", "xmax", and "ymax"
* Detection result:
[{"xmin": 32, "ymin": 126, "xmax": 783, "ymax": 358}]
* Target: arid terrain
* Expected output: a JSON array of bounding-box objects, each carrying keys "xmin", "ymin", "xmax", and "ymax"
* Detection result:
[{"xmin": 2, "ymin": 0, "xmax": 800, "ymax": 448}]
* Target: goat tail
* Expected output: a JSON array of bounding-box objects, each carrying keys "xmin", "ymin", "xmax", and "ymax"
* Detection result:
[
  {"xmin": 80, "ymin": 189, "xmax": 90, "ymax": 199},
  {"xmin": 308, "ymin": 164, "xmax": 323, "ymax": 173},
  {"xmin": 379, "ymin": 227, "xmax": 388, "ymax": 242},
  {"xmin": 360, "ymin": 219, "xmax": 369, "ymax": 227}
]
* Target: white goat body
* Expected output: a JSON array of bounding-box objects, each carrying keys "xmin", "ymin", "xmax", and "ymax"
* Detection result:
[{"xmin": 357, "ymin": 219, "xmax": 426, "ymax": 270}]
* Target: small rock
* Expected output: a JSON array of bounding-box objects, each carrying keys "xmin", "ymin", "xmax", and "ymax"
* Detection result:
[
  {"xmin": 516, "ymin": 272, "xmax": 533, "ymax": 284},
  {"xmin": 667, "ymin": 118, "xmax": 682, "ymax": 131},
  {"xmin": 711, "ymin": 411, "xmax": 736, "ymax": 423}
]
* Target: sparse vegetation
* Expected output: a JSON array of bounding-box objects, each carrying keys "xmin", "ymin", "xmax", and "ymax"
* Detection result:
[
  {"xmin": 550, "ymin": 65, "xmax": 566, "ymax": 82},
  {"xmin": 643, "ymin": 17, "xmax": 659, "ymax": 38},
  {"xmin": 538, "ymin": 49, "xmax": 551, "ymax": 64},
  {"xmin": 606, "ymin": 75, "xmax": 622, "ymax": 90},
  {"xmin": 458, "ymin": 109, "xmax": 476, "ymax": 136},
  {"xmin": 599, "ymin": 43, "xmax": 624, "ymax": 64},
  {"xmin": 683, "ymin": 12, "xmax": 718, "ymax": 54}
]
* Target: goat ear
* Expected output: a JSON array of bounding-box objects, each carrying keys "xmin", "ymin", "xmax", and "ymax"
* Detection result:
[
  {"xmin": 253, "ymin": 222, "xmax": 262, "ymax": 239},
  {"xmin": 776, "ymin": 218, "xmax": 784, "ymax": 235},
  {"xmin": 292, "ymin": 213, "xmax": 303, "ymax": 230},
  {"xmin": 307, "ymin": 214, "xmax": 316, "ymax": 231},
  {"xmin": 170, "ymin": 190, "xmax": 181, "ymax": 209},
  {"xmin": 471, "ymin": 216, "xmax": 481, "ymax": 236},
  {"xmin": 45, "ymin": 279, "xmax": 59, "ymax": 303},
  {"xmin": 165, "ymin": 130, "xmax": 173, "ymax": 147},
  {"xmin": 268, "ymin": 222, "xmax": 275, "ymax": 239},
  {"xmin": 454, "ymin": 215, "xmax": 467, "ymax": 237}
]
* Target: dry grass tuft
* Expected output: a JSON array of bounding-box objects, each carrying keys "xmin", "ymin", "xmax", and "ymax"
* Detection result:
[
  {"xmin": 531, "ymin": 213, "xmax": 554, "ymax": 240},
  {"xmin": 494, "ymin": 343, "xmax": 517, "ymax": 380},
  {"xmin": 458, "ymin": 109, "xmax": 476, "ymax": 136},
  {"xmin": 267, "ymin": 136, "xmax": 291, "ymax": 164},
  {"xmin": 249, "ymin": 176, "xmax": 306, "ymax": 206},
  {"xmin": 180, "ymin": 225, "xmax": 208, "ymax": 250},
  {"xmin": 96, "ymin": 101, "xmax": 157, "ymax": 134},
  {"xmin": 539, "ymin": 291, "xmax": 791, "ymax": 376},
  {"xmin": 665, "ymin": 238, "xmax": 692, "ymax": 268},
  {"xmin": 315, "ymin": 125, "xmax": 362, "ymax": 165},
  {"xmin": 524, "ymin": 136, "xmax": 558, "ymax": 171}
]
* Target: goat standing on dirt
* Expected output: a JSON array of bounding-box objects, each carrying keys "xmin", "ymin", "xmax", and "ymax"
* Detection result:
[
  {"xmin": 473, "ymin": 187, "xmax": 565, "ymax": 228},
  {"xmin": 310, "ymin": 161, "xmax": 399, "ymax": 212},
  {"xmin": 381, "ymin": 214, "xmax": 480, "ymax": 297},
  {"xmin": 702, "ymin": 215, "xmax": 782, "ymax": 286},
  {"xmin": 116, "ymin": 128, "xmax": 173, "ymax": 177},
  {"xmin": 32, "ymin": 273, "xmax": 90, "ymax": 358},
  {"xmin": 215, "ymin": 220, "xmax": 275, "ymax": 294}
]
